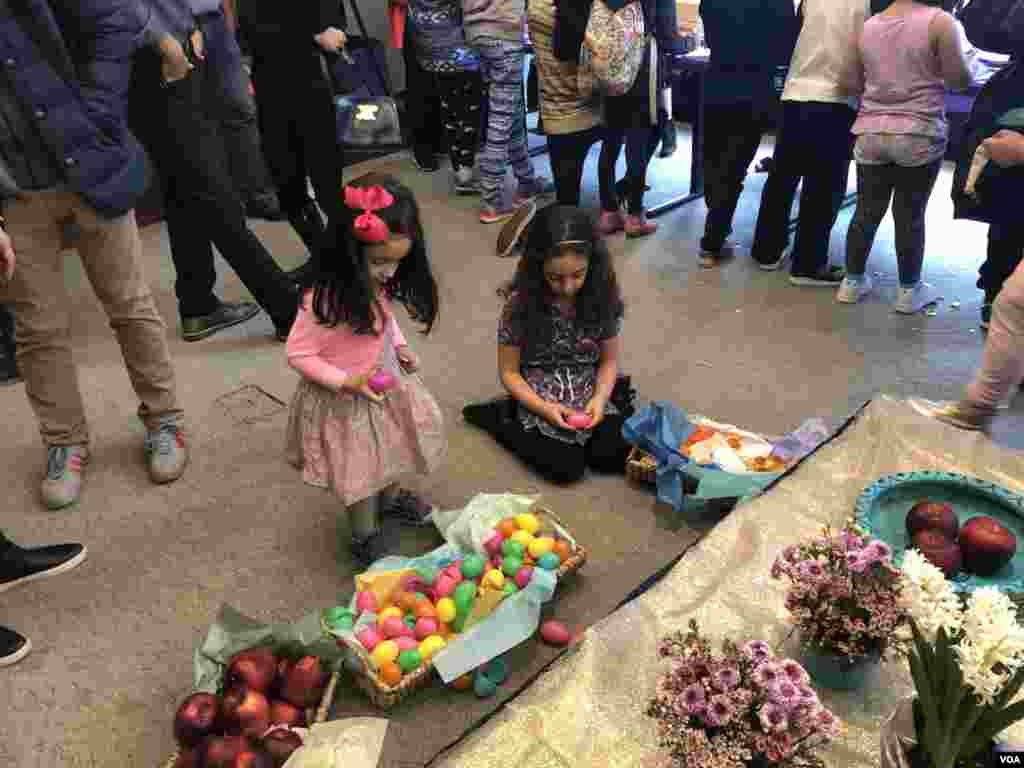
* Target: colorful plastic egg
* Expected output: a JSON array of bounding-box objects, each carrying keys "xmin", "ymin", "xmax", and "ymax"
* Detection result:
[
  {"xmin": 370, "ymin": 640, "xmax": 400, "ymax": 668},
  {"xmin": 326, "ymin": 608, "xmax": 355, "ymax": 631},
  {"xmin": 435, "ymin": 597, "xmax": 457, "ymax": 624},
  {"xmin": 514, "ymin": 566, "xmax": 534, "ymax": 589},
  {"xmin": 419, "ymin": 635, "xmax": 446, "ymax": 660},
  {"xmin": 398, "ymin": 649, "xmax": 423, "ymax": 673},
  {"xmin": 434, "ymin": 575, "xmax": 457, "ymax": 598},
  {"xmin": 502, "ymin": 555, "xmax": 523, "ymax": 577},
  {"xmin": 474, "ymin": 671, "xmax": 498, "ymax": 698},
  {"xmin": 540, "ymin": 621, "xmax": 571, "ymax": 646},
  {"xmin": 416, "ymin": 564, "xmax": 438, "ymax": 585},
  {"xmin": 380, "ymin": 661, "xmax": 403, "ymax": 686},
  {"xmin": 415, "ymin": 617, "xmax": 439, "ymax": 640},
  {"xmin": 403, "ymin": 615, "xmax": 418, "ymax": 630},
  {"xmin": 355, "ymin": 591, "xmax": 378, "ymax": 615},
  {"xmin": 395, "ymin": 591, "xmax": 419, "ymax": 612},
  {"xmin": 400, "ymin": 575, "xmax": 428, "ymax": 594},
  {"xmin": 460, "ymin": 554, "xmax": 486, "ymax": 580},
  {"xmin": 502, "ymin": 540, "xmax": 525, "ymax": 559},
  {"xmin": 484, "ymin": 533, "xmax": 505, "ymax": 557},
  {"xmin": 454, "ymin": 581, "xmax": 477, "ymax": 615},
  {"xmin": 510, "ymin": 530, "xmax": 534, "ymax": 548},
  {"xmin": 451, "ymin": 673, "xmax": 473, "ymax": 690},
  {"xmin": 377, "ymin": 606, "xmax": 403, "ymax": 623},
  {"xmin": 502, "ymin": 582, "xmax": 518, "ymax": 597},
  {"xmin": 413, "ymin": 600, "xmax": 437, "ymax": 620},
  {"xmin": 514, "ymin": 513, "xmax": 541, "ymax": 534},
  {"xmin": 482, "ymin": 569, "xmax": 505, "ymax": 589},
  {"xmin": 497, "ymin": 518, "xmax": 519, "ymax": 538},
  {"xmin": 552, "ymin": 540, "xmax": 573, "ymax": 562},
  {"xmin": 451, "ymin": 614, "xmax": 467, "ymax": 633},
  {"xmin": 443, "ymin": 565, "xmax": 464, "ymax": 584},
  {"xmin": 380, "ymin": 616, "xmax": 407, "ymax": 639},
  {"xmin": 528, "ymin": 537, "xmax": 556, "ymax": 558},
  {"xmin": 538, "ymin": 552, "xmax": 561, "ymax": 571},
  {"xmin": 357, "ymin": 627, "xmax": 382, "ymax": 651},
  {"xmin": 483, "ymin": 657, "xmax": 508, "ymax": 685},
  {"xmin": 566, "ymin": 411, "xmax": 593, "ymax": 429}
]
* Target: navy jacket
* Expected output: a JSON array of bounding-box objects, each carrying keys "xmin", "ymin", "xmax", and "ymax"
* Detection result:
[{"xmin": 0, "ymin": 0, "xmax": 151, "ymax": 217}]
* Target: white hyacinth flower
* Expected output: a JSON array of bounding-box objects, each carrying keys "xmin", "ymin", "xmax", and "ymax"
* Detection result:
[{"xmin": 899, "ymin": 550, "xmax": 963, "ymax": 641}]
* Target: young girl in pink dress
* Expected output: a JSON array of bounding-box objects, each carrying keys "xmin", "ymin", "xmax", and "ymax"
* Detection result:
[{"xmin": 284, "ymin": 174, "xmax": 446, "ymax": 565}]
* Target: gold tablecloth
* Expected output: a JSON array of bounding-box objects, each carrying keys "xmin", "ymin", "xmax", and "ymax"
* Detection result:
[{"xmin": 435, "ymin": 397, "xmax": 1024, "ymax": 768}]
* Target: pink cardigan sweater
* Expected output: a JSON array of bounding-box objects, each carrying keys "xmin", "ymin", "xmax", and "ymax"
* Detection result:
[{"xmin": 286, "ymin": 291, "xmax": 409, "ymax": 391}]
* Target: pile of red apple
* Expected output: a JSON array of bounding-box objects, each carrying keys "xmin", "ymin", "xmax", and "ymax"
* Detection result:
[
  {"xmin": 171, "ymin": 647, "xmax": 327, "ymax": 767},
  {"xmin": 906, "ymin": 500, "xmax": 1017, "ymax": 578}
]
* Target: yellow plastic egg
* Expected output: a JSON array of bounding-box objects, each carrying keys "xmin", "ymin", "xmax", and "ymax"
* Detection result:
[
  {"xmin": 377, "ymin": 606, "xmax": 403, "ymax": 623},
  {"xmin": 514, "ymin": 513, "xmax": 540, "ymax": 534},
  {"xmin": 482, "ymin": 569, "xmax": 505, "ymax": 589},
  {"xmin": 510, "ymin": 530, "xmax": 535, "ymax": 548},
  {"xmin": 435, "ymin": 597, "xmax": 457, "ymax": 624},
  {"xmin": 528, "ymin": 536, "xmax": 556, "ymax": 558},
  {"xmin": 419, "ymin": 634, "xmax": 447, "ymax": 660},
  {"xmin": 370, "ymin": 639, "xmax": 400, "ymax": 668}
]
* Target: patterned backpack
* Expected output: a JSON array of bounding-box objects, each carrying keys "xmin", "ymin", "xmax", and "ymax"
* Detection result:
[{"xmin": 578, "ymin": 0, "xmax": 647, "ymax": 98}]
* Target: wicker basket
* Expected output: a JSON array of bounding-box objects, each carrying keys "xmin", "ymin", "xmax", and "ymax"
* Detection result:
[
  {"xmin": 161, "ymin": 670, "xmax": 340, "ymax": 767},
  {"xmin": 343, "ymin": 505, "xmax": 588, "ymax": 710},
  {"xmin": 626, "ymin": 445, "xmax": 658, "ymax": 486}
]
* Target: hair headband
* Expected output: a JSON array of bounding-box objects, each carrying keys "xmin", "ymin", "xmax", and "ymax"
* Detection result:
[{"xmin": 344, "ymin": 185, "xmax": 394, "ymax": 243}]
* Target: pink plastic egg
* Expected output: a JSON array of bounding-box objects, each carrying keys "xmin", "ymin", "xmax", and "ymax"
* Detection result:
[
  {"xmin": 368, "ymin": 370, "xmax": 397, "ymax": 393},
  {"xmin": 380, "ymin": 616, "xmax": 407, "ymax": 639},
  {"xmin": 415, "ymin": 617, "xmax": 439, "ymax": 640},
  {"xmin": 434, "ymin": 575, "xmax": 457, "ymax": 598},
  {"xmin": 395, "ymin": 636, "xmax": 418, "ymax": 652},
  {"xmin": 567, "ymin": 411, "xmax": 592, "ymax": 429},
  {"xmin": 515, "ymin": 566, "xmax": 534, "ymax": 590},
  {"xmin": 540, "ymin": 620, "xmax": 571, "ymax": 646},
  {"xmin": 401, "ymin": 575, "xmax": 428, "ymax": 594},
  {"xmin": 357, "ymin": 627, "xmax": 382, "ymax": 651},
  {"xmin": 484, "ymin": 533, "xmax": 505, "ymax": 557},
  {"xmin": 355, "ymin": 591, "xmax": 378, "ymax": 615},
  {"xmin": 443, "ymin": 566, "xmax": 464, "ymax": 584}
]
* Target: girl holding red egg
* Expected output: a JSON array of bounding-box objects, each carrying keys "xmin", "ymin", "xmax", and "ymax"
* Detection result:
[
  {"xmin": 283, "ymin": 174, "xmax": 446, "ymax": 565},
  {"xmin": 464, "ymin": 205, "xmax": 633, "ymax": 484}
]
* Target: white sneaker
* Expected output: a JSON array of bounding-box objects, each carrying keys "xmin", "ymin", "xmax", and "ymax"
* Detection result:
[
  {"xmin": 836, "ymin": 275, "xmax": 872, "ymax": 304},
  {"xmin": 893, "ymin": 283, "xmax": 925, "ymax": 315}
]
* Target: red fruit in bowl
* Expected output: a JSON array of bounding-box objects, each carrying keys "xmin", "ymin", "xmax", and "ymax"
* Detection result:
[
  {"xmin": 174, "ymin": 748, "xmax": 201, "ymax": 768},
  {"xmin": 226, "ymin": 647, "xmax": 278, "ymax": 693},
  {"xmin": 906, "ymin": 500, "xmax": 959, "ymax": 540},
  {"xmin": 263, "ymin": 728, "xmax": 304, "ymax": 767},
  {"xmin": 960, "ymin": 516, "xmax": 1017, "ymax": 576},
  {"xmin": 268, "ymin": 699, "xmax": 305, "ymax": 727},
  {"xmin": 221, "ymin": 686, "xmax": 271, "ymax": 738},
  {"xmin": 204, "ymin": 734, "xmax": 254, "ymax": 768},
  {"xmin": 233, "ymin": 748, "xmax": 275, "ymax": 768},
  {"xmin": 281, "ymin": 655, "xmax": 325, "ymax": 708},
  {"xmin": 912, "ymin": 529, "xmax": 963, "ymax": 578},
  {"xmin": 174, "ymin": 692, "xmax": 222, "ymax": 748}
]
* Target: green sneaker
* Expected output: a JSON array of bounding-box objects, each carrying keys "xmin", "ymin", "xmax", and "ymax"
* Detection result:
[
  {"xmin": 40, "ymin": 445, "xmax": 89, "ymax": 510},
  {"xmin": 144, "ymin": 418, "xmax": 188, "ymax": 484}
]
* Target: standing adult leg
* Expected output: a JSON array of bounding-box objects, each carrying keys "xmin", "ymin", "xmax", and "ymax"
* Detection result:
[
  {"xmin": 297, "ymin": 63, "xmax": 346, "ymax": 230},
  {"xmin": 750, "ymin": 101, "xmax": 805, "ymax": 267},
  {"xmin": 844, "ymin": 161, "xmax": 896, "ymax": 280},
  {"xmin": 548, "ymin": 128, "xmax": 602, "ymax": 207},
  {"xmin": 404, "ymin": 24, "xmax": 444, "ymax": 168},
  {"xmin": 597, "ymin": 126, "xmax": 626, "ymax": 213},
  {"xmin": 789, "ymin": 103, "xmax": 856, "ymax": 281}
]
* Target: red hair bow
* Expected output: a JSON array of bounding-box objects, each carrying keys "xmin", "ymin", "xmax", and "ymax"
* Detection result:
[{"xmin": 344, "ymin": 185, "xmax": 395, "ymax": 243}]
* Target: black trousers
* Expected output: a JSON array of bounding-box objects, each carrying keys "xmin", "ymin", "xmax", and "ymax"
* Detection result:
[
  {"xmin": 978, "ymin": 222, "xmax": 1024, "ymax": 302},
  {"xmin": 599, "ymin": 123, "xmax": 651, "ymax": 214},
  {"xmin": 250, "ymin": 52, "xmax": 344, "ymax": 224},
  {"xmin": 128, "ymin": 50, "xmax": 297, "ymax": 328},
  {"xmin": 437, "ymin": 72, "xmax": 484, "ymax": 171},
  {"xmin": 750, "ymin": 101, "xmax": 856, "ymax": 275},
  {"xmin": 466, "ymin": 398, "xmax": 631, "ymax": 484},
  {"xmin": 548, "ymin": 126, "xmax": 604, "ymax": 206},
  {"xmin": 701, "ymin": 101, "xmax": 775, "ymax": 252},
  {"xmin": 403, "ymin": 26, "xmax": 444, "ymax": 155}
]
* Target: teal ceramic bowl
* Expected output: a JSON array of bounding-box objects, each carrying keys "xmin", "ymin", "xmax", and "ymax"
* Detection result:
[{"xmin": 855, "ymin": 471, "xmax": 1024, "ymax": 593}]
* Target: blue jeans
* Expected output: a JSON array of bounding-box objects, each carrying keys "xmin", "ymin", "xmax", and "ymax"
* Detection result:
[{"xmin": 197, "ymin": 11, "xmax": 274, "ymax": 202}]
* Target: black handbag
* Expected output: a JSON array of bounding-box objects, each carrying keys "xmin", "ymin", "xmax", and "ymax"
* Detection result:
[{"xmin": 320, "ymin": 0, "xmax": 404, "ymax": 150}]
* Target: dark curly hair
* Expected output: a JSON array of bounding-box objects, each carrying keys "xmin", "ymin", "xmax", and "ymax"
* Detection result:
[
  {"xmin": 499, "ymin": 205, "xmax": 624, "ymax": 353},
  {"xmin": 301, "ymin": 173, "xmax": 439, "ymax": 336}
]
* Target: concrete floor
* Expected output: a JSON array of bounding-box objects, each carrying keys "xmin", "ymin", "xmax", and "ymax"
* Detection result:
[{"xmin": 1, "ymin": 139, "xmax": 1022, "ymax": 768}]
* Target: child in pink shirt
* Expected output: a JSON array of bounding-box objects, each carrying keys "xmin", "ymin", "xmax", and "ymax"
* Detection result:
[{"xmin": 284, "ymin": 174, "xmax": 446, "ymax": 565}]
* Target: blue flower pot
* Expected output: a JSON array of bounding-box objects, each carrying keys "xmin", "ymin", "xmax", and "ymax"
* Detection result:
[{"xmin": 800, "ymin": 645, "xmax": 879, "ymax": 691}]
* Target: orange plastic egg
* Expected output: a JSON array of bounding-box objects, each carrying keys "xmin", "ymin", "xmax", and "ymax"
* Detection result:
[
  {"xmin": 497, "ymin": 518, "xmax": 519, "ymax": 539},
  {"xmin": 552, "ymin": 540, "xmax": 573, "ymax": 563},
  {"xmin": 451, "ymin": 673, "xmax": 473, "ymax": 690},
  {"xmin": 413, "ymin": 600, "xmax": 437, "ymax": 619},
  {"xmin": 396, "ymin": 591, "xmax": 420, "ymax": 612},
  {"xmin": 380, "ymin": 661, "xmax": 403, "ymax": 687}
]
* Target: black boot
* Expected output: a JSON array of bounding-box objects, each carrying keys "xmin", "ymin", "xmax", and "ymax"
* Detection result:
[
  {"xmin": 287, "ymin": 200, "xmax": 326, "ymax": 256},
  {"xmin": 658, "ymin": 111, "xmax": 677, "ymax": 158},
  {"xmin": 0, "ymin": 533, "xmax": 87, "ymax": 595},
  {"xmin": 0, "ymin": 626, "xmax": 30, "ymax": 667}
]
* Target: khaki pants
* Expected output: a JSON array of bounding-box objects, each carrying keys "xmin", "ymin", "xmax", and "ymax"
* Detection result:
[{"xmin": 0, "ymin": 187, "xmax": 183, "ymax": 447}]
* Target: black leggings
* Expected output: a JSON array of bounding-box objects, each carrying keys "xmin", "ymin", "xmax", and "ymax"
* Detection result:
[
  {"xmin": 547, "ymin": 126, "xmax": 604, "ymax": 206},
  {"xmin": 464, "ymin": 399, "xmax": 631, "ymax": 484},
  {"xmin": 598, "ymin": 123, "xmax": 652, "ymax": 214}
]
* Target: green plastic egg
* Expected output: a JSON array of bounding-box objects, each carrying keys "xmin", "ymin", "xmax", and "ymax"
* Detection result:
[
  {"xmin": 398, "ymin": 649, "xmax": 423, "ymax": 673},
  {"xmin": 403, "ymin": 614, "xmax": 418, "ymax": 629},
  {"xmin": 416, "ymin": 564, "xmax": 438, "ymax": 585},
  {"xmin": 460, "ymin": 554, "xmax": 486, "ymax": 580},
  {"xmin": 483, "ymin": 657, "xmax": 508, "ymax": 685},
  {"xmin": 502, "ymin": 555, "xmax": 523, "ymax": 577},
  {"xmin": 502, "ymin": 582, "xmax": 518, "ymax": 597},
  {"xmin": 415, "ymin": 592, "xmax": 428, "ymax": 602},
  {"xmin": 474, "ymin": 670, "xmax": 498, "ymax": 698},
  {"xmin": 451, "ymin": 614, "xmax": 467, "ymax": 633},
  {"xmin": 502, "ymin": 540, "xmax": 525, "ymax": 559},
  {"xmin": 454, "ymin": 581, "xmax": 477, "ymax": 615},
  {"xmin": 326, "ymin": 607, "xmax": 355, "ymax": 630},
  {"xmin": 538, "ymin": 552, "xmax": 561, "ymax": 571}
]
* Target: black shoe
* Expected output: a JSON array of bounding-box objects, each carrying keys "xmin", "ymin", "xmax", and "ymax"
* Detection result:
[
  {"xmin": 412, "ymin": 145, "xmax": 440, "ymax": 173},
  {"xmin": 349, "ymin": 522, "xmax": 402, "ymax": 567},
  {"xmin": 0, "ymin": 626, "xmax": 31, "ymax": 667},
  {"xmin": 658, "ymin": 123, "xmax": 678, "ymax": 158},
  {"xmin": 288, "ymin": 202, "xmax": 326, "ymax": 255},
  {"xmin": 246, "ymin": 193, "xmax": 286, "ymax": 222},
  {"xmin": 181, "ymin": 301, "xmax": 262, "ymax": 342},
  {"xmin": 614, "ymin": 178, "xmax": 652, "ymax": 202},
  {"xmin": 274, "ymin": 314, "xmax": 295, "ymax": 343},
  {"xmin": 463, "ymin": 396, "xmax": 516, "ymax": 432},
  {"xmin": 0, "ymin": 535, "xmax": 87, "ymax": 595}
]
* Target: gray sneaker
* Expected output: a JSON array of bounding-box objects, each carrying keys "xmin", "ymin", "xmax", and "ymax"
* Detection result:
[
  {"xmin": 908, "ymin": 398, "xmax": 996, "ymax": 432},
  {"xmin": 144, "ymin": 418, "xmax": 188, "ymax": 484},
  {"xmin": 40, "ymin": 445, "xmax": 90, "ymax": 510}
]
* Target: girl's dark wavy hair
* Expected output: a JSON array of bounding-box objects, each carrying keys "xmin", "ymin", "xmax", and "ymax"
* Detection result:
[
  {"xmin": 302, "ymin": 173, "xmax": 438, "ymax": 335},
  {"xmin": 499, "ymin": 205, "xmax": 623, "ymax": 353}
]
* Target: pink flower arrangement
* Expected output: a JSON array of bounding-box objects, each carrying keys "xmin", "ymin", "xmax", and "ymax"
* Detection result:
[
  {"xmin": 647, "ymin": 621, "xmax": 839, "ymax": 768},
  {"xmin": 771, "ymin": 524, "xmax": 905, "ymax": 660}
]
